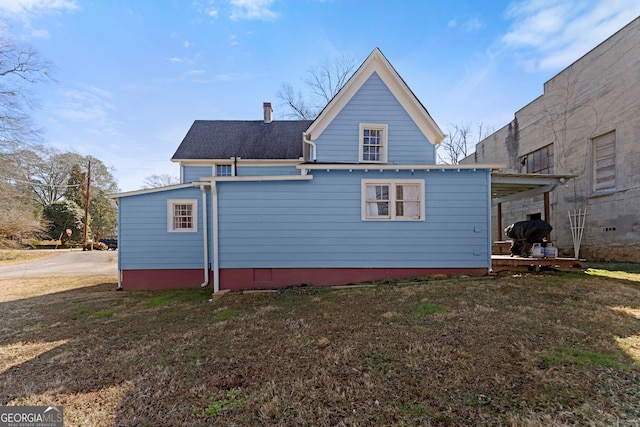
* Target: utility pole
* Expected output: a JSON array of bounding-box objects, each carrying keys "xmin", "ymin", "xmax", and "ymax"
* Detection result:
[{"xmin": 82, "ymin": 160, "xmax": 91, "ymax": 250}]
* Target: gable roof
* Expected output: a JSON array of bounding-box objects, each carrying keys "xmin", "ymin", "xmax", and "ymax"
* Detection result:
[
  {"xmin": 306, "ymin": 48, "xmax": 445, "ymax": 145},
  {"xmin": 171, "ymin": 120, "xmax": 313, "ymax": 161}
]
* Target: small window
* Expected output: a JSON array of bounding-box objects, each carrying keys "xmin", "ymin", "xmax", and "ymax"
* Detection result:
[
  {"xmin": 592, "ymin": 131, "xmax": 616, "ymax": 193},
  {"xmin": 520, "ymin": 143, "xmax": 554, "ymax": 174},
  {"xmin": 359, "ymin": 124, "xmax": 388, "ymax": 163},
  {"xmin": 362, "ymin": 180, "xmax": 424, "ymax": 221},
  {"xmin": 216, "ymin": 164, "xmax": 233, "ymax": 177},
  {"xmin": 167, "ymin": 199, "xmax": 198, "ymax": 232}
]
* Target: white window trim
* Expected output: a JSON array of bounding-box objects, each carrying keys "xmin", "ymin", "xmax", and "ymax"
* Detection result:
[
  {"xmin": 359, "ymin": 123, "xmax": 388, "ymax": 164},
  {"xmin": 167, "ymin": 199, "xmax": 198, "ymax": 232},
  {"xmin": 215, "ymin": 164, "xmax": 234, "ymax": 177},
  {"xmin": 361, "ymin": 179, "xmax": 425, "ymax": 221}
]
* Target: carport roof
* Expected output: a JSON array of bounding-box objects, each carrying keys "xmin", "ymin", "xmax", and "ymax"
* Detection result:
[{"xmin": 491, "ymin": 172, "xmax": 574, "ymax": 206}]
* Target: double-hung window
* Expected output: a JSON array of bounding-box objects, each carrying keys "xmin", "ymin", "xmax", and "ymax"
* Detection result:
[
  {"xmin": 167, "ymin": 199, "xmax": 198, "ymax": 232},
  {"xmin": 362, "ymin": 180, "xmax": 424, "ymax": 221},
  {"xmin": 360, "ymin": 124, "xmax": 387, "ymax": 163}
]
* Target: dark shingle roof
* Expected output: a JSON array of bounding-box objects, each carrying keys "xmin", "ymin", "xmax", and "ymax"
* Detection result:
[{"xmin": 171, "ymin": 120, "xmax": 313, "ymax": 160}]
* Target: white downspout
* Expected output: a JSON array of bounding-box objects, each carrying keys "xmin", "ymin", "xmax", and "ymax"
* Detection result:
[
  {"xmin": 199, "ymin": 184, "xmax": 209, "ymax": 288},
  {"xmin": 115, "ymin": 198, "xmax": 123, "ymax": 290},
  {"xmin": 303, "ymin": 132, "xmax": 316, "ymax": 162},
  {"xmin": 211, "ymin": 182, "xmax": 220, "ymax": 293}
]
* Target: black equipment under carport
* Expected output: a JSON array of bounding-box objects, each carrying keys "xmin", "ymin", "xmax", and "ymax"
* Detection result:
[{"xmin": 504, "ymin": 219, "xmax": 553, "ymax": 257}]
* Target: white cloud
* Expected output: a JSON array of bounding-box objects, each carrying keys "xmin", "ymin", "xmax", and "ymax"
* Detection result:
[
  {"xmin": 29, "ymin": 27, "xmax": 49, "ymax": 38},
  {"xmin": 0, "ymin": 0, "xmax": 78, "ymax": 39},
  {"xmin": 0, "ymin": 0, "xmax": 77, "ymax": 15},
  {"xmin": 229, "ymin": 0, "xmax": 278, "ymax": 21},
  {"xmin": 462, "ymin": 17, "xmax": 483, "ymax": 32},
  {"xmin": 448, "ymin": 16, "xmax": 483, "ymax": 32},
  {"xmin": 501, "ymin": 0, "xmax": 640, "ymax": 71},
  {"xmin": 53, "ymin": 85, "xmax": 121, "ymax": 136}
]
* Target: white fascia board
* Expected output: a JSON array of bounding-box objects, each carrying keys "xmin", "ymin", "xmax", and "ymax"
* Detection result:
[
  {"xmin": 111, "ymin": 175, "xmax": 313, "ymax": 199},
  {"xmin": 109, "ymin": 183, "xmax": 195, "ymax": 199},
  {"xmin": 174, "ymin": 159, "xmax": 300, "ymax": 166},
  {"xmin": 305, "ymin": 48, "xmax": 445, "ymax": 145},
  {"xmin": 297, "ymin": 164, "xmax": 504, "ymax": 171},
  {"xmin": 199, "ymin": 175, "xmax": 313, "ymax": 182}
]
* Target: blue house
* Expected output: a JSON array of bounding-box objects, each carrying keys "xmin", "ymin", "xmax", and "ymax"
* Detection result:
[{"xmin": 113, "ymin": 49, "xmax": 498, "ymax": 292}]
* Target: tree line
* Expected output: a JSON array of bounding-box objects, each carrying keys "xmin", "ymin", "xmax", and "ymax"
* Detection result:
[{"xmin": 0, "ymin": 24, "xmax": 118, "ymax": 248}]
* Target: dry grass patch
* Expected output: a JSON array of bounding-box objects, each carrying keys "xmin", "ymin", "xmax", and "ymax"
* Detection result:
[
  {"xmin": 0, "ymin": 275, "xmax": 116, "ymax": 303},
  {"xmin": 0, "ymin": 249, "xmax": 60, "ymax": 267},
  {"xmin": 0, "ymin": 271, "xmax": 639, "ymax": 426}
]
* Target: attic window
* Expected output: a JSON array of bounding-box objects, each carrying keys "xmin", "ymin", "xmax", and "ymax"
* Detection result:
[
  {"xmin": 359, "ymin": 124, "xmax": 388, "ymax": 163},
  {"xmin": 216, "ymin": 164, "xmax": 233, "ymax": 177}
]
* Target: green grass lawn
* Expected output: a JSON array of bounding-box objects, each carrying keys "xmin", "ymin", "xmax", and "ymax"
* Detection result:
[{"xmin": 0, "ymin": 269, "xmax": 639, "ymax": 426}]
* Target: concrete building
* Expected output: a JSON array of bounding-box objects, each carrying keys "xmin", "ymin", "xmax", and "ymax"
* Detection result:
[{"xmin": 463, "ymin": 17, "xmax": 640, "ymax": 261}]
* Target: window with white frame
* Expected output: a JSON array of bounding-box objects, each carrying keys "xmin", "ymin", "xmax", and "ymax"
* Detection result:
[
  {"xmin": 359, "ymin": 124, "xmax": 388, "ymax": 163},
  {"xmin": 167, "ymin": 199, "xmax": 198, "ymax": 232},
  {"xmin": 362, "ymin": 180, "xmax": 424, "ymax": 220},
  {"xmin": 215, "ymin": 164, "xmax": 233, "ymax": 177},
  {"xmin": 592, "ymin": 130, "xmax": 616, "ymax": 193}
]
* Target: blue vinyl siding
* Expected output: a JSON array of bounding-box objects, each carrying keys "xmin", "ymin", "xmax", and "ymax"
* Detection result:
[
  {"xmin": 216, "ymin": 169, "xmax": 490, "ymax": 269},
  {"xmin": 183, "ymin": 166, "xmax": 212, "ymax": 183},
  {"xmin": 314, "ymin": 72, "xmax": 436, "ymax": 164},
  {"xmin": 236, "ymin": 165, "xmax": 299, "ymax": 176},
  {"xmin": 182, "ymin": 164, "xmax": 300, "ymax": 181},
  {"xmin": 118, "ymin": 187, "xmax": 206, "ymax": 270}
]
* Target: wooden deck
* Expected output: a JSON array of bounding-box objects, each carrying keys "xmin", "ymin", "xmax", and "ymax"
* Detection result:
[{"xmin": 492, "ymin": 255, "xmax": 583, "ymax": 272}]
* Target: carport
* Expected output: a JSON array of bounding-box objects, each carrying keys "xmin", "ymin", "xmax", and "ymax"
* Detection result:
[{"xmin": 489, "ymin": 172, "xmax": 581, "ymax": 271}]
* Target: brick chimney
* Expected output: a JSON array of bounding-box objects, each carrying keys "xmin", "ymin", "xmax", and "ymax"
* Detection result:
[{"xmin": 263, "ymin": 102, "xmax": 273, "ymax": 124}]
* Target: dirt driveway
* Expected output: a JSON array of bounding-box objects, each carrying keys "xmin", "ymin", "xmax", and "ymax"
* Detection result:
[{"xmin": 0, "ymin": 250, "xmax": 117, "ymax": 279}]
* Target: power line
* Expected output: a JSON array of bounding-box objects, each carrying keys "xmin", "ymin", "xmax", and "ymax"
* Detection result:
[{"xmin": 0, "ymin": 175, "xmax": 82, "ymax": 188}]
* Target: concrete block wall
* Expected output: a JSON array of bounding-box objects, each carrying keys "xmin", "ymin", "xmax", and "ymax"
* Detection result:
[{"xmin": 465, "ymin": 17, "xmax": 640, "ymax": 261}]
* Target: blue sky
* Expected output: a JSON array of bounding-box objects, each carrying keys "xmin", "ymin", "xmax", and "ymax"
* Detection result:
[{"xmin": 1, "ymin": 0, "xmax": 639, "ymax": 191}]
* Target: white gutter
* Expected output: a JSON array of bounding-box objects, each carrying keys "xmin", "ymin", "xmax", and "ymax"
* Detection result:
[
  {"xmin": 199, "ymin": 184, "xmax": 209, "ymax": 288},
  {"xmin": 303, "ymin": 132, "xmax": 317, "ymax": 162},
  {"xmin": 211, "ymin": 181, "xmax": 220, "ymax": 293},
  {"xmin": 298, "ymin": 163, "xmax": 505, "ymax": 171}
]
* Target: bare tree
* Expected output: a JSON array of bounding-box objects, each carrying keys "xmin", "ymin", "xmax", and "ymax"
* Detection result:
[
  {"xmin": 277, "ymin": 53, "xmax": 357, "ymax": 119},
  {"xmin": 437, "ymin": 122, "xmax": 490, "ymax": 164},
  {"xmin": 0, "ymin": 175, "xmax": 46, "ymax": 246},
  {"xmin": 142, "ymin": 173, "xmax": 180, "ymax": 188},
  {"xmin": 8, "ymin": 148, "xmax": 82, "ymax": 207},
  {"xmin": 277, "ymin": 83, "xmax": 315, "ymax": 120},
  {"xmin": 0, "ymin": 23, "xmax": 52, "ymax": 152},
  {"xmin": 0, "ymin": 24, "xmax": 53, "ymax": 245}
]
